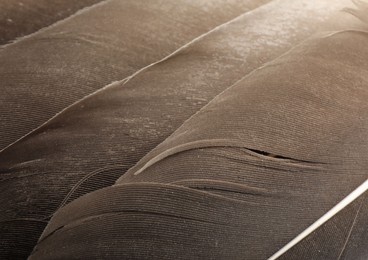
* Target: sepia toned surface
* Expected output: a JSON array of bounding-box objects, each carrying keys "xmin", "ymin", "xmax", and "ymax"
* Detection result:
[
  {"xmin": 1, "ymin": 0, "xmax": 368, "ymax": 259},
  {"xmin": 0, "ymin": 0, "xmax": 269, "ymax": 151},
  {"xmin": 0, "ymin": 0, "xmax": 103, "ymax": 45},
  {"xmin": 0, "ymin": 0, "xmax": 271, "ymax": 258},
  {"xmin": 31, "ymin": 27, "xmax": 368, "ymax": 259}
]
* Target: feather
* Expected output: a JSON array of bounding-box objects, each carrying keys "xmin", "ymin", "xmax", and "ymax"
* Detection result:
[
  {"xmin": 0, "ymin": 0, "xmax": 275, "ymax": 258},
  {"xmin": 0, "ymin": 0, "xmax": 268, "ymax": 152},
  {"xmin": 30, "ymin": 1, "xmax": 368, "ymax": 259}
]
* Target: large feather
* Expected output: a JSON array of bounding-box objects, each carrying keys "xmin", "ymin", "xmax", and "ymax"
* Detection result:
[
  {"xmin": 30, "ymin": 2, "xmax": 368, "ymax": 259},
  {"xmin": 120, "ymin": 30, "xmax": 368, "ymax": 258}
]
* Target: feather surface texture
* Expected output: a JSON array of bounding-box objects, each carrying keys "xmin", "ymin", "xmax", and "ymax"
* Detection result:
[
  {"xmin": 0, "ymin": 0, "xmax": 277, "ymax": 258},
  {"xmin": 29, "ymin": 1, "xmax": 368, "ymax": 259},
  {"xmin": 0, "ymin": 0, "xmax": 269, "ymax": 152},
  {"xmin": 0, "ymin": 0, "xmax": 104, "ymax": 45}
]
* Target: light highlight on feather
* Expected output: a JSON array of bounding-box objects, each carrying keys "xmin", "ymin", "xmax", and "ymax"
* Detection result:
[{"xmin": 268, "ymin": 179, "xmax": 368, "ymax": 260}]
